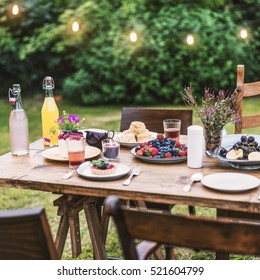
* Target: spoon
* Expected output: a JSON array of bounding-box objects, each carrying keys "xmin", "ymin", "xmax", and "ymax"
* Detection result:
[{"xmin": 183, "ymin": 172, "xmax": 203, "ymax": 192}]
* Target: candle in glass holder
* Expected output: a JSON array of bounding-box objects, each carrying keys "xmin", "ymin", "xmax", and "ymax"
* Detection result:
[{"xmin": 102, "ymin": 139, "xmax": 120, "ymax": 160}]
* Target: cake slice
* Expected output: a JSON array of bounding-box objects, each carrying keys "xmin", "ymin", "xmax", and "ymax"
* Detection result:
[{"xmin": 90, "ymin": 159, "xmax": 117, "ymax": 175}]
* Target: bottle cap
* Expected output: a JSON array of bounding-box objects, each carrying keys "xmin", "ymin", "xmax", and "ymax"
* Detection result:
[
  {"xmin": 8, "ymin": 84, "xmax": 21, "ymax": 104},
  {"xmin": 43, "ymin": 76, "xmax": 55, "ymax": 89}
]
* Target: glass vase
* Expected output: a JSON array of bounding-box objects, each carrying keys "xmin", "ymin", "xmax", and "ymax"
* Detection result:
[{"xmin": 204, "ymin": 127, "xmax": 222, "ymax": 154}]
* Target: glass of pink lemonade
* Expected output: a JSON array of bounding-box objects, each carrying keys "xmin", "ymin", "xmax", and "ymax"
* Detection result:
[
  {"xmin": 163, "ymin": 119, "xmax": 181, "ymax": 141},
  {"xmin": 66, "ymin": 134, "xmax": 85, "ymax": 169}
]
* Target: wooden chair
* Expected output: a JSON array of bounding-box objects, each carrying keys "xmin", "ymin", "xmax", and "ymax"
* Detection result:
[
  {"xmin": 120, "ymin": 107, "xmax": 193, "ymax": 135},
  {"xmin": 105, "ymin": 195, "xmax": 260, "ymax": 260},
  {"xmin": 119, "ymin": 107, "xmax": 195, "ymax": 214},
  {"xmin": 235, "ymin": 64, "xmax": 260, "ymax": 133},
  {"xmin": 0, "ymin": 207, "xmax": 59, "ymax": 260}
]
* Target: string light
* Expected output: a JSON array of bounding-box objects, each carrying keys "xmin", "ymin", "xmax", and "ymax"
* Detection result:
[
  {"xmin": 240, "ymin": 28, "xmax": 248, "ymax": 39},
  {"xmin": 5, "ymin": 4, "xmax": 258, "ymax": 44},
  {"xmin": 186, "ymin": 34, "xmax": 194, "ymax": 45},
  {"xmin": 12, "ymin": 3, "xmax": 19, "ymax": 15},
  {"xmin": 129, "ymin": 31, "xmax": 137, "ymax": 43},
  {"xmin": 71, "ymin": 20, "xmax": 79, "ymax": 32}
]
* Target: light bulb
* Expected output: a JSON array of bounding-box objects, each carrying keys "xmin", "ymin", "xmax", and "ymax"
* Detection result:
[
  {"xmin": 186, "ymin": 34, "xmax": 194, "ymax": 45},
  {"xmin": 12, "ymin": 3, "xmax": 19, "ymax": 15},
  {"xmin": 240, "ymin": 28, "xmax": 248, "ymax": 39},
  {"xmin": 72, "ymin": 20, "xmax": 79, "ymax": 32},
  {"xmin": 129, "ymin": 31, "xmax": 137, "ymax": 43}
]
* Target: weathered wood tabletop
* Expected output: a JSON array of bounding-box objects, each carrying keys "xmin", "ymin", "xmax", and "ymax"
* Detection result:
[
  {"xmin": 0, "ymin": 139, "xmax": 259, "ymax": 212},
  {"xmin": 0, "ymin": 138, "xmax": 259, "ymax": 259}
]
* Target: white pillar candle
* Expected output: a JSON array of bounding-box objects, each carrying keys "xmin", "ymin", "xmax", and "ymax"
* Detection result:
[{"xmin": 187, "ymin": 125, "xmax": 204, "ymax": 168}]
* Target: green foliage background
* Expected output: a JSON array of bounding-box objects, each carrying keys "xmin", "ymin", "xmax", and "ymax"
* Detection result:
[{"xmin": 0, "ymin": 0, "xmax": 259, "ymax": 104}]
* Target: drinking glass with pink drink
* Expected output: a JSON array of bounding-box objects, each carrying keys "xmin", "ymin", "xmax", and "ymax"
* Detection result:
[
  {"xmin": 163, "ymin": 119, "xmax": 181, "ymax": 141},
  {"xmin": 66, "ymin": 133, "xmax": 85, "ymax": 169}
]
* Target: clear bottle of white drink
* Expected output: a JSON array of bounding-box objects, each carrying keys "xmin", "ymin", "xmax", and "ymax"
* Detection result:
[{"xmin": 9, "ymin": 84, "xmax": 29, "ymax": 156}]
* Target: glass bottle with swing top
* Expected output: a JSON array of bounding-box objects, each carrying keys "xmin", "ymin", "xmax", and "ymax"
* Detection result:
[{"xmin": 9, "ymin": 84, "xmax": 29, "ymax": 156}]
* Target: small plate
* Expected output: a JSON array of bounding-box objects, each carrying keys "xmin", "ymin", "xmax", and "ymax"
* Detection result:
[
  {"xmin": 42, "ymin": 146, "xmax": 100, "ymax": 161},
  {"xmin": 77, "ymin": 162, "xmax": 131, "ymax": 181},
  {"xmin": 130, "ymin": 147, "xmax": 187, "ymax": 164},
  {"xmin": 115, "ymin": 132, "xmax": 157, "ymax": 148},
  {"xmin": 201, "ymin": 172, "xmax": 260, "ymax": 193}
]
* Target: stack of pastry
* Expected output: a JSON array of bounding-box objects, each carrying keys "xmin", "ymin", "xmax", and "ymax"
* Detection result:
[{"xmin": 120, "ymin": 121, "xmax": 151, "ymax": 143}]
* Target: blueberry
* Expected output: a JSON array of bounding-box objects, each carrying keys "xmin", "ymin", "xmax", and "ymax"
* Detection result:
[
  {"xmin": 233, "ymin": 143, "xmax": 239, "ymax": 150},
  {"xmin": 236, "ymin": 141, "xmax": 242, "ymax": 146},
  {"xmin": 219, "ymin": 147, "xmax": 227, "ymax": 155},
  {"xmin": 248, "ymin": 136, "xmax": 255, "ymax": 143}
]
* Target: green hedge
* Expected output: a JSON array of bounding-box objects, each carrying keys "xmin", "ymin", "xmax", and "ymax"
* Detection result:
[{"xmin": 0, "ymin": 0, "xmax": 259, "ymax": 104}]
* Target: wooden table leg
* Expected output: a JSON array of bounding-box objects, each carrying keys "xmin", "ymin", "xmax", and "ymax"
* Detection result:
[
  {"xmin": 216, "ymin": 208, "xmax": 230, "ymax": 260},
  {"xmin": 68, "ymin": 212, "xmax": 81, "ymax": 258},
  {"xmin": 84, "ymin": 198, "xmax": 107, "ymax": 260},
  {"xmin": 53, "ymin": 195, "xmax": 87, "ymax": 258},
  {"xmin": 55, "ymin": 212, "xmax": 69, "ymax": 258}
]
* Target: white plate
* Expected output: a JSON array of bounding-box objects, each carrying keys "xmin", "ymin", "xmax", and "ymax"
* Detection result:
[
  {"xmin": 217, "ymin": 134, "xmax": 260, "ymax": 169},
  {"xmin": 115, "ymin": 132, "xmax": 158, "ymax": 148},
  {"xmin": 77, "ymin": 162, "xmax": 131, "ymax": 181},
  {"xmin": 201, "ymin": 172, "xmax": 260, "ymax": 193},
  {"xmin": 130, "ymin": 147, "xmax": 187, "ymax": 164},
  {"xmin": 42, "ymin": 146, "xmax": 100, "ymax": 161}
]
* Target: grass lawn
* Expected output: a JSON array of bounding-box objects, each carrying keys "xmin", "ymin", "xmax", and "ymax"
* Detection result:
[{"xmin": 0, "ymin": 97, "xmax": 260, "ymax": 260}]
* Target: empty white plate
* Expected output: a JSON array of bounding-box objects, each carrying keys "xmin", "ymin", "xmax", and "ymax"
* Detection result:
[{"xmin": 201, "ymin": 172, "xmax": 260, "ymax": 193}]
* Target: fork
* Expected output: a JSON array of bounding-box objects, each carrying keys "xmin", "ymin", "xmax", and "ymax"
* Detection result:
[
  {"xmin": 62, "ymin": 170, "xmax": 77, "ymax": 180},
  {"xmin": 123, "ymin": 167, "xmax": 141, "ymax": 186}
]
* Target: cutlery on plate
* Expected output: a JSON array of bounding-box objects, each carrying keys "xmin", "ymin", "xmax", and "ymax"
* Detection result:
[
  {"xmin": 183, "ymin": 172, "xmax": 203, "ymax": 192},
  {"xmin": 123, "ymin": 167, "xmax": 141, "ymax": 186}
]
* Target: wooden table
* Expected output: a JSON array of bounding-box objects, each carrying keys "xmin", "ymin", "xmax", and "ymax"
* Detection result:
[{"xmin": 0, "ymin": 139, "xmax": 260, "ymax": 259}]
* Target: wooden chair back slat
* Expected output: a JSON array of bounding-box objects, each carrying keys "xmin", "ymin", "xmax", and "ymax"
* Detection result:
[
  {"xmin": 243, "ymin": 82, "xmax": 260, "ymax": 97},
  {"xmin": 242, "ymin": 114, "xmax": 260, "ymax": 129},
  {"xmin": 0, "ymin": 207, "xmax": 59, "ymax": 260},
  {"xmin": 105, "ymin": 196, "xmax": 260, "ymax": 260},
  {"xmin": 120, "ymin": 107, "xmax": 193, "ymax": 135},
  {"xmin": 235, "ymin": 65, "xmax": 260, "ymax": 133}
]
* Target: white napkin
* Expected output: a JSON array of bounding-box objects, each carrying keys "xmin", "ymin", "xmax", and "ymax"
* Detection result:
[{"xmin": 187, "ymin": 125, "xmax": 204, "ymax": 168}]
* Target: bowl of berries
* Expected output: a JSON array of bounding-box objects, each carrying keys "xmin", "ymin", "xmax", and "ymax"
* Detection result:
[
  {"xmin": 131, "ymin": 134, "xmax": 188, "ymax": 164},
  {"xmin": 216, "ymin": 134, "xmax": 260, "ymax": 169}
]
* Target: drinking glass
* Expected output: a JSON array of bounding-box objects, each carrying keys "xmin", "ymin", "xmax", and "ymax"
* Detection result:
[
  {"xmin": 66, "ymin": 135, "xmax": 85, "ymax": 169},
  {"xmin": 163, "ymin": 119, "xmax": 181, "ymax": 141},
  {"xmin": 102, "ymin": 139, "xmax": 120, "ymax": 160}
]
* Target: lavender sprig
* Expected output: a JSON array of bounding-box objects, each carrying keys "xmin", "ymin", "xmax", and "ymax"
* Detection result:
[{"xmin": 180, "ymin": 85, "xmax": 240, "ymax": 129}]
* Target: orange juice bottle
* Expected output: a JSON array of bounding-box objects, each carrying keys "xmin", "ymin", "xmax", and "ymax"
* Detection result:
[{"xmin": 41, "ymin": 76, "xmax": 59, "ymax": 146}]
